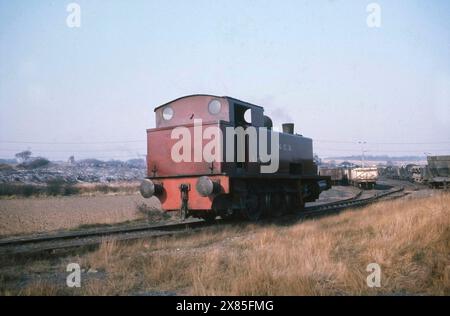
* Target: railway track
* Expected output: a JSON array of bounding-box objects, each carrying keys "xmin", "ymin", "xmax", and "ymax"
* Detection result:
[
  {"xmin": 301, "ymin": 186, "xmax": 405, "ymax": 217},
  {"xmin": 0, "ymin": 219, "xmax": 211, "ymax": 255},
  {"xmin": 0, "ymin": 187, "xmax": 406, "ymax": 255}
]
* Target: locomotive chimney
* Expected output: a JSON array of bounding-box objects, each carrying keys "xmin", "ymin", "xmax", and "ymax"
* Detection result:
[{"xmin": 282, "ymin": 123, "xmax": 294, "ymax": 135}]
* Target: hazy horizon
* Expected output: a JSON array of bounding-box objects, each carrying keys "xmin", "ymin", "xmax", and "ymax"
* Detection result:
[{"xmin": 1, "ymin": 0, "xmax": 450, "ymax": 160}]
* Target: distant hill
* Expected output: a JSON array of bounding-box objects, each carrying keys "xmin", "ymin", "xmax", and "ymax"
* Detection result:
[{"xmin": 0, "ymin": 158, "xmax": 18, "ymax": 164}]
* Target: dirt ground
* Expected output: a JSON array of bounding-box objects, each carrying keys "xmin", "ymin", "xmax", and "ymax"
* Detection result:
[{"xmin": 0, "ymin": 194, "xmax": 161, "ymax": 237}]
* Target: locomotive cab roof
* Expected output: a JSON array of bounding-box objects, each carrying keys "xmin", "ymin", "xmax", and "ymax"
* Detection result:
[
  {"xmin": 154, "ymin": 94, "xmax": 266, "ymax": 129},
  {"xmin": 154, "ymin": 94, "xmax": 263, "ymax": 111}
]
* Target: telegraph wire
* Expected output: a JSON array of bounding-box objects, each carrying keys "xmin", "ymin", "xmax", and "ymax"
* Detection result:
[
  {"xmin": 0, "ymin": 149, "xmax": 145, "ymax": 153},
  {"xmin": 315, "ymin": 139, "xmax": 450, "ymax": 145},
  {"xmin": 0, "ymin": 140, "xmax": 145, "ymax": 145},
  {"xmin": 312, "ymin": 147, "xmax": 450, "ymax": 153},
  {"xmin": 1, "ymin": 139, "xmax": 450, "ymax": 145}
]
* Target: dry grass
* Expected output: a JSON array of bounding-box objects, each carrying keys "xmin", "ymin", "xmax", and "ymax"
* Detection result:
[
  {"xmin": 75, "ymin": 182, "xmax": 140, "ymax": 196},
  {"xmin": 3, "ymin": 193, "xmax": 449, "ymax": 296}
]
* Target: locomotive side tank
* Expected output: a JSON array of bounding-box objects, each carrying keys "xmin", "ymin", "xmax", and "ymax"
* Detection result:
[{"xmin": 141, "ymin": 95, "xmax": 331, "ymax": 221}]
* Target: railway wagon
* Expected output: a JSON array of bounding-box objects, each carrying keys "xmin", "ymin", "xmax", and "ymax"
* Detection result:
[
  {"xmin": 318, "ymin": 167, "xmax": 349, "ymax": 185},
  {"xmin": 397, "ymin": 166, "xmax": 409, "ymax": 181},
  {"xmin": 349, "ymin": 167, "xmax": 378, "ymax": 189},
  {"xmin": 410, "ymin": 165, "xmax": 426, "ymax": 183},
  {"xmin": 140, "ymin": 94, "xmax": 331, "ymax": 221},
  {"xmin": 386, "ymin": 166, "xmax": 401, "ymax": 179},
  {"xmin": 426, "ymin": 156, "xmax": 450, "ymax": 189},
  {"xmin": 400, "ymin": 164, "xmax": 420, "ymax": 182},
  {"xmin": 380, "ymin": 166, "xmax": 395, "ymax": 179}
]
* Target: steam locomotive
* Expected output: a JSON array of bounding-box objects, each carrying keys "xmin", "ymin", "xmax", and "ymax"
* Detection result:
[{"xmin": 140, "ymin": 95, "xmax": 331, "ymax": 221}]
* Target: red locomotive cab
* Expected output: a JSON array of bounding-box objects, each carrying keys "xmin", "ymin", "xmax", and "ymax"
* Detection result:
[{"xmin": 148, "ymin": 95, "xmax": 231, "ymax": 178}]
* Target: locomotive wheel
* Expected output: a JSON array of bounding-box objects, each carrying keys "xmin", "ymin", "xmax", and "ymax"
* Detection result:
[
  {"xmin": 201, "ymin": 212, "xmax": 217, "ymax": 223},
  {"xmin": 212, "ymin": 194, "xmax": 234, "ymax": 220},
  {"xmin": 287, "ymin": 194, "xmax": 304, "ymax": 213},
  {"xmin": 241, "ymin": 194, "xmax": 262, "ymax": 221},
  {"xmin": 259, "ymin": 193, "xmax": 271, "ymax": 218},
  {"xmin": 285, "ymin": 194, "xmax": 294, "ymax": 214},
  {"xmin": 271, "ymin": 193, "xmax": 287, "ymax": 218}
]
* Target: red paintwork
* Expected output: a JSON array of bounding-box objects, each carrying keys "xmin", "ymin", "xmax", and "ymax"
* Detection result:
[
  {"xmin": 147, "ymin": 95, "xmax": 233, "ymax": 178},
  {"xmin": 155, "ymin": 95, "xmax": 230, "ymax": 129},
  {"xmin": 147, "ymin": 121, "xmax": 226, "ymax": 178},
  {"xmin": 147, "ymin": 95, "xmax": 232, "ymax": 212},
  {"xmin": 158, "ymin": 175, "xmax": 230, "ymax": 211}
]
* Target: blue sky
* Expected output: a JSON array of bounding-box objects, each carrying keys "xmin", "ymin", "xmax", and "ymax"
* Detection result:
[{"xmin": 0, "ymin": 0, "xmax": 449, "ymax": 160}]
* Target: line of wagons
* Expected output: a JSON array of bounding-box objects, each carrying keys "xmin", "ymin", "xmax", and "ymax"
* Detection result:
[
  {"xmin": 318, "ymin": 166, "xmax": 378, "ymax": 189},
  {"xmin": 380, "ymin": 155, "xmax": 450, "ymax": 189}
]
